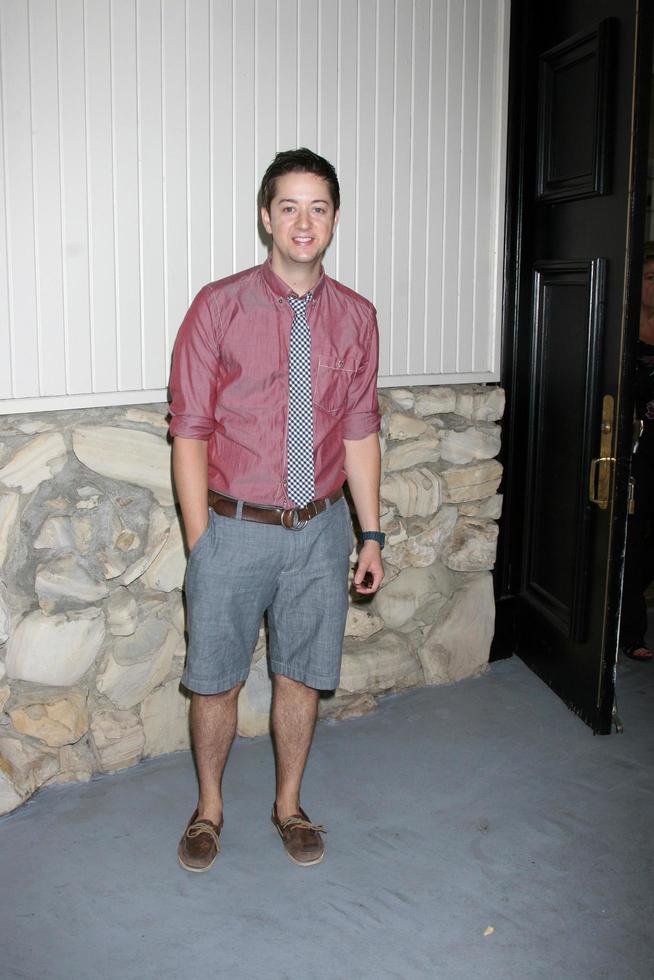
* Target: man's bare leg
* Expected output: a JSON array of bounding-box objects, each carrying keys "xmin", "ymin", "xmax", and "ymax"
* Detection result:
[
  {"xmin": 191, "ymin": 683, "xmax": 243, "ymax": 825},
  {"xmin": 271, "ymin": 673, "xmax": 320, "ymax": 820}
]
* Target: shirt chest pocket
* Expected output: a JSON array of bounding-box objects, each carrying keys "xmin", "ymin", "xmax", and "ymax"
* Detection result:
[{"xmin": 314, "ymin": 355, "xmax": 357, "ymax": 414}]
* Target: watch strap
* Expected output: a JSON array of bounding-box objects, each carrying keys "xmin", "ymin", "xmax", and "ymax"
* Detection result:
[{"xmin": 360, "ymin": 530, "xmax": 385, "ymax": 549}]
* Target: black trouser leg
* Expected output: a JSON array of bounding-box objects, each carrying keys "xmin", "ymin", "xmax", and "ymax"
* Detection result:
[{"xmin": 620, "ymin": 452, "xmax": 654, "ymax": 648}]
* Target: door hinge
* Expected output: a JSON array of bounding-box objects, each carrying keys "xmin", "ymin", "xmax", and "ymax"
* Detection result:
[{"xmin": 589, "ymin": 395, "xmax": 616, "ymax": 510}]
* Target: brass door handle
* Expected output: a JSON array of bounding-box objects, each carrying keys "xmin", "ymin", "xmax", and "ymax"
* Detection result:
[
  {"xmin": 589, "ymin": 456, "xmax": 615, "ymax": 509},
  {"xmin": 589, "ymin": 394, "xmax": 615, "ymax": 510}
]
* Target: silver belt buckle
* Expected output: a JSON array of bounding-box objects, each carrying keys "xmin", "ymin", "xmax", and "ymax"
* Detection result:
[
  {"xmin": 292, "ymin": 511, "xmax": 307, "ymax": 530},
  {"xmin": 281, "ymin": 508, "xmax": 307, "ymax": 530}
]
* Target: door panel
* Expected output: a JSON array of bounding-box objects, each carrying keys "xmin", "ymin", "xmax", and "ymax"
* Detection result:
[
  {"xmin": 494, "ymin": 0, "xmax": 653, "ymax": 732},
  {"xmin": 536, "ymin": 21, "xmax": 614, "ymax": 202},
  {"xmin": 524, "ymin": 259, "xmax": 605, "ymax": 644}
]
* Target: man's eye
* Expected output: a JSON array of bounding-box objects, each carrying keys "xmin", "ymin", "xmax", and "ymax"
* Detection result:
[{"xmin": 314, "ymin": 207, "xmax": 326, "ymax": 214}]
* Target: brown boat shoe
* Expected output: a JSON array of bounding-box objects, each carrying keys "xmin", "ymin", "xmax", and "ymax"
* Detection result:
[
  {"xmin": 177, "ymin": 809, "xmax": 223, "ymax": 873},
  {"xmin": 271, "ymin": 803, "xmax": 325, "ymax": 867}
]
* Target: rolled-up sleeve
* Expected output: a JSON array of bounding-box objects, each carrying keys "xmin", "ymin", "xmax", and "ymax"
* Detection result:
[
  {"xmin": 168, "ymin": 286, "xmax": 220, "ymax": 440},
  {"xmin": 342, "ymin": 308, "xmax": 381, "ymax": 440}
]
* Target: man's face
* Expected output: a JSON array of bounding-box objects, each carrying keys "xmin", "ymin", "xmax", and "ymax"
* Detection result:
[
  {"xmin": 261, "ymin": 171, "xmax": 339, "ymax": 275},
  {"xmin": 642, "ymin": 260, "xmax": 654, "ymax": 311}
]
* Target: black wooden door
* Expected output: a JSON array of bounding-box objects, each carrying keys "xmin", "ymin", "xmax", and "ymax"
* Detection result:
[{"xmin": 495, "ymin": 0, "xmax": 653, "ymax": 733}]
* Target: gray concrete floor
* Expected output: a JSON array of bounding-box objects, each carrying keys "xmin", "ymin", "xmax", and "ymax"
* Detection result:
[{"xmin": 1, "ymin": 646, "xmax": 653, "ymax": 980}]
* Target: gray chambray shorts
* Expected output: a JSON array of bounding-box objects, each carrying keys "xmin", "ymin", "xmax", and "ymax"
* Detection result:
[{"xmin": 182, "ymin": 495, "xmax": 353, "ymax": 694}]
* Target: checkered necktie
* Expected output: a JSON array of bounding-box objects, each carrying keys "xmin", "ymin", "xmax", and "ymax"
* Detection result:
[{"xmin": 287, "ymin": 293, "xmax": 315, "ymax": 507}]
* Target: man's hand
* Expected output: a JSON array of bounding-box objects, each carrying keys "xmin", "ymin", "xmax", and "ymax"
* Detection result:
[{"xmin": 353, "ymin": 540, "xmax": 384, "ymax": 595}]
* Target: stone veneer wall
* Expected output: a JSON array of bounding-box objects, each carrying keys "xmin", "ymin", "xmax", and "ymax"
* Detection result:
[{"xmin": 0, "ymin": 384, "xmax": 503, "ymax": 814}]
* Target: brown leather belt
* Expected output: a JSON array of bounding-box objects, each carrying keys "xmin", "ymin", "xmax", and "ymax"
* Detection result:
[{"xmin": 208, "ymin": 488, "xmax": 344, "ymax": 530}]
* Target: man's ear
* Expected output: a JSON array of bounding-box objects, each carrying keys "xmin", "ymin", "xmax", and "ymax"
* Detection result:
[
  {"xmin": 261, "ymin": 208, "xmax": 272, "ymax": 235},
  {"xmin": 333, "ymin": 209, "xmax": 340, "ymax": 231}
]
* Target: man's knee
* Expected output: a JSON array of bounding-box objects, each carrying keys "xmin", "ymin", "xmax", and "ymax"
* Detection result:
[
  {"xmin": 192, "ymin": 681, "xmax": 244, "ymax": 705},
  {"xmin": 272, "ymin": 673, "xmax": 318, "ymax": 696}
]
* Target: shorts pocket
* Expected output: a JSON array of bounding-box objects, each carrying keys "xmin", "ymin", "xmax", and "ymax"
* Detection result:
[
  {"xmin": 341, "ymin": 500, "xmax": 355, "ymax": 555},
  {"xmin": 188, "ymin": 510, "xmax": 213, "ymax": 559},
  {"xmin": 314, "ymin": 355, "xmax": 356, "ymax": 413}
]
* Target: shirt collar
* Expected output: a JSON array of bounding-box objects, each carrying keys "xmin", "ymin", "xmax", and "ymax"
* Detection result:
[{"xmin": 262, "ymin": 256, "xmax": 326, "ymax": 303}]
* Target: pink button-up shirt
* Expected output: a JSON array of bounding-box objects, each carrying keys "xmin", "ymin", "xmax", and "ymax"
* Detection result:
[{"xmin": 168, "ymin": 259, "xmax": 380, "ymax": 507}]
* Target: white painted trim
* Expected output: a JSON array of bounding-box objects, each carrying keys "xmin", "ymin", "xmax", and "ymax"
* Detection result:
[
  {"xmin": 0, "ymin": 389, "xmax": 169, "ymax": 416},
  {"xmin": 378, "ymin": 371, "xmax": 501, "ymax": 389},
  {"xmin": 0, "ymin": 370, "xmax": 503, "ymax": 416}
]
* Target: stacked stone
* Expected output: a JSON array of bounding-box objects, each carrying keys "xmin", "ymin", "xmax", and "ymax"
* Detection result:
[
  {"xmin": 318, "ymin": 384, "xmax": 504, "ymax": 726},
  {"xmin": 0, "ymin": 386, "xmax": 503, "ymax": 815}
]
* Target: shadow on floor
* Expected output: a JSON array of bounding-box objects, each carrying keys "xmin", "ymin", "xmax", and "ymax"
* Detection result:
[{"xmin": 1, "ymin": 649, "xmax": 653, "ymax": 980}]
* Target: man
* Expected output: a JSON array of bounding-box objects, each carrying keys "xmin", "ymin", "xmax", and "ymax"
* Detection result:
[
  {"xmin": 169, "ymin": 148, "xmax": 384, "ymax": 872},
  {"xmin": 620, "ymin": 243, "xmax": 654, "ymax": 662}
]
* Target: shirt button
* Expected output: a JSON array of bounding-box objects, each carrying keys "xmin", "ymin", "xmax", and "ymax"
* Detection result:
[{"xmin": 337, "ymin": 359, "xmax": 344, "ymax": 368}]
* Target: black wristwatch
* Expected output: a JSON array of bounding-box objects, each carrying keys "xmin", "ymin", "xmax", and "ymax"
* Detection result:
[{"xmin": 360, "ymin": 530, "xmax": 385, "ymax": 549}]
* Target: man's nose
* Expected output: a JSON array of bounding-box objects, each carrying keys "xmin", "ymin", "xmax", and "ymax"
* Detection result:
[{"xmin": 295, "ymin": 209, "xmax": 311, "ymax": 228}]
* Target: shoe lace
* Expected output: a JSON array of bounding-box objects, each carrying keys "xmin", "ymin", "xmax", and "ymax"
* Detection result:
[
  {"xmin": 187, "ymin": 820, "xmax": 221, "ymax": 849},
  {"xmin": 280, "ymin": 816, "xmax": 325, "ymax": 834}
]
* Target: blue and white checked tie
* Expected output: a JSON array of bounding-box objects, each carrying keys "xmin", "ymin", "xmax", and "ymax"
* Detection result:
[{"xmin": 287, "ymin": 293, "xmax": 315, "ymax": 507}]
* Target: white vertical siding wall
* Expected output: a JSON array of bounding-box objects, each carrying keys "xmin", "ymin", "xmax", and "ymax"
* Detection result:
[{"xmin": 0, "ymin": 0, "xmax": 509, "ymax": 414}]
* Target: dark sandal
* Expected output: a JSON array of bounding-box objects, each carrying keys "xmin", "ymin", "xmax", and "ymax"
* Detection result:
[{"xmin": 623, "ymin": 643, "xmax": 653, "ymax": 662}]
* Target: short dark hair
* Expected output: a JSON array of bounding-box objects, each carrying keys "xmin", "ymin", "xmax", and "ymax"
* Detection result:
[{"xmin": 259, "ymin": 147, "xmax": 340, "ymax": 213}]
